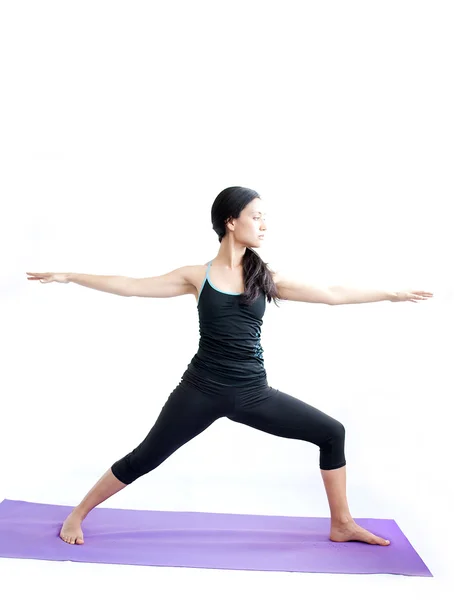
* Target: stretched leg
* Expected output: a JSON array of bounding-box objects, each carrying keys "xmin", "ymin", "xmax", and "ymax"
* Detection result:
[
  {"xmin": 229, "ymin": 385, "xmax": 390, "ymax": 545},
  {"xmin": 60, "ymin": 379, "xmax": 225, "ymax": 544}
]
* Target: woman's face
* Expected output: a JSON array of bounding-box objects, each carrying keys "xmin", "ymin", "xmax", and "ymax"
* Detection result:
[{"xmin": 228, "ymin": 197, "xmax": 267, "ymax": 248}]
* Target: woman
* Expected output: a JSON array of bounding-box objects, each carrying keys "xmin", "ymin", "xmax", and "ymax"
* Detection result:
[{"xmin": 26, "ymin": 185, "xmax": 432, "ymax": 547}]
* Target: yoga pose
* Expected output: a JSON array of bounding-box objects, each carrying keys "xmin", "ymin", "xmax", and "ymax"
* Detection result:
[{"xmin": 26, "ymin": 186, "xmax": 433, "ymax": 547}]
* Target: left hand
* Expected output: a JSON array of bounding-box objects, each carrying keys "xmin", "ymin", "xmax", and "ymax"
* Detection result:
[{"xmin": 391, "ymin": 290, "xmax": 433, "ymax": 303}]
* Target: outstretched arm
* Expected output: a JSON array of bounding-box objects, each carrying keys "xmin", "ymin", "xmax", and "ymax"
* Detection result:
[
  {"xmin": 330, "ymin": 286, "xmax": 433, "ymax": 304},
  {"xmin": 27, "ymin": 266, "xmax": 196, "ymax": 298},
  {"xmin": 273, "ymin": 271, "xmax": 433, "ymax": 305},
  {"xmin": 273, "ymin": 271, "xmax": 334, "ymax": 304},
  {"xmin": 127, "ymin": 265, "xmax": 196, "ymax": 298}
]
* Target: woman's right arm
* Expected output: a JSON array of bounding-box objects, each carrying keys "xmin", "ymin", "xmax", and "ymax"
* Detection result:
[
  {"xmin": 67, "ymin": 273, "xmax": 134, "ymax": 296},
  {"xmin": 26, "ymin": 266, "xmax": 196, "ymax": 298},
  {"xmin": 127, "ymin": 266, "xmax": 195, "ymax": 298}
]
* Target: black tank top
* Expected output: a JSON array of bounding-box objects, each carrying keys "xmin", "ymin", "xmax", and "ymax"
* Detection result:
[{"xmin": 183, "ymin": 260, "xmax": 267, "ymax": 385}]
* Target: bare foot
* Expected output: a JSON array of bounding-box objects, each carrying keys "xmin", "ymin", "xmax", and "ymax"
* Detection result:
[
  {"xmin": 330, "ymin": 519, "xmax": 390, "ymax": 546},
  {"xmin": 59, "ymin": 512, "xmax": 85, "ymax": 545}
]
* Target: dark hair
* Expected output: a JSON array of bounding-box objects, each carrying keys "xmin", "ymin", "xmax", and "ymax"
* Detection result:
[{"xmin": 211, "ymin": 186, "xmax": 281, "ymax": 307}]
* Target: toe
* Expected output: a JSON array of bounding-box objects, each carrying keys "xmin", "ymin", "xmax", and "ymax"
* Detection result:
[
  {"xmin": 375, "ymin": 535, "xmax": 389, "ymax": 545},
  {"xmin": 367, "ymin": 535, "xmax": 379, "ymax": 544}
]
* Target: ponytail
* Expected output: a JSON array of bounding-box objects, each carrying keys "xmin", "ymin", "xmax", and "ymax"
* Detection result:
[{"xmin": 241, "ymin": 247, "xmax": 281, "ymax": 307}]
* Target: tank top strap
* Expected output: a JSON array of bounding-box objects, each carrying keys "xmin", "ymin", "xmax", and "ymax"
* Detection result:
[{"xmin": 206, "ymin": 260, "xmax": 213, "ymax": 278}]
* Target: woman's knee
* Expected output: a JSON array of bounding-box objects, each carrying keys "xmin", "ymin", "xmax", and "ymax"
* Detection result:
[
  {"xmin": 328, "ymin": 419, "xmax": 345, "ymax": 441},
  {"xmin": 319, "ymin": 418, "xmax": 345, "ymax": 451},
  {"xmin": 318, "ymin": 419, "xmax": 346, "ymax": 470}
]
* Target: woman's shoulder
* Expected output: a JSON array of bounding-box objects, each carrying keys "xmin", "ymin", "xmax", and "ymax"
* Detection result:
[{"xmin": 179, "ymin": 262, "xmax": 211, "ymax": 299}]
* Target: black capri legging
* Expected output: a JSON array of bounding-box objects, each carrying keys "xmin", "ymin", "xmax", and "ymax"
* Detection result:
[{"xmin": 111, "ymin": 373, "xmax": 347, "ymax": 485}]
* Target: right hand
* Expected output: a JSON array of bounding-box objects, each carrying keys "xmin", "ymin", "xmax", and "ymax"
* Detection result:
[{"xmin": 26, "ymin": 272, "xmax": 70, "ymax": 284}]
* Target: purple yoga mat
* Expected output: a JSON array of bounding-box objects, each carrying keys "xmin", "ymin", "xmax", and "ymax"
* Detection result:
[{"xmin": 0, "ymin": 498, "xmax": 432, "ymax": 576}]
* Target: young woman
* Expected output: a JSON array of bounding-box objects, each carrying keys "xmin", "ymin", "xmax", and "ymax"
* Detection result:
[{"xmin": 26, "ymin": 185, "xmax": 432, "ymax": 547}]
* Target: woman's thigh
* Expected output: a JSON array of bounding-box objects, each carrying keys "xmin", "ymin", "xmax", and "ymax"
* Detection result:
[
  {"xmin": 228, "ymin": 385, "xmax": 344, "ymax": 447},
  {"xmin": 112, "ymin": 379, "xmax": 232, "ymax": 482},
  {"xmin": 136, "ymin": 379, "xmax": 231, "ymax": 455}
]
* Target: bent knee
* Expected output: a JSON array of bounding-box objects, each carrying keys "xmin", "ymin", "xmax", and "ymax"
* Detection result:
[{"xmin": 327, "ymin": 419, "xmax": 345, "ymax": 441}]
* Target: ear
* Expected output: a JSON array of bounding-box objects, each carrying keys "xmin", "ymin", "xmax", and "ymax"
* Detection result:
[{"xmin": 225, "ymin": 216, "xmax": 235, "ymax": 231}]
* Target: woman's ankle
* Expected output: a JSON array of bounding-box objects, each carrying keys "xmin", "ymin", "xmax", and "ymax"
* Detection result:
[
  {"xmin": 70, "ymin": 506, "xmax": 87, "ymax": 521},
  {"xmin": 331, "ymin": 514, "xmax": 354, "ymax": 526}
]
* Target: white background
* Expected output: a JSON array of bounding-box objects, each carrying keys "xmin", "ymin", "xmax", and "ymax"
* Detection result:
[{"xmin": 1, "ymin": 0, "xmax": 453, "ymax": 597}]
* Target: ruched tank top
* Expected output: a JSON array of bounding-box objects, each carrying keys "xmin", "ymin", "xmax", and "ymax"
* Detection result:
[{"xmin": 184, "ymin": 260, "xmax": 267, "ymax": 385}]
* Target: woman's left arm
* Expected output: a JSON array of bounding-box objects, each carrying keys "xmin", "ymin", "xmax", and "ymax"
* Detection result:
[
  {"xmin": 328, "ymin": 285, "xmax": 433, "ymax": 305},
  {"xmin": 273, "ymin": 272, "xmax": 433, "ymax": 305}
]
